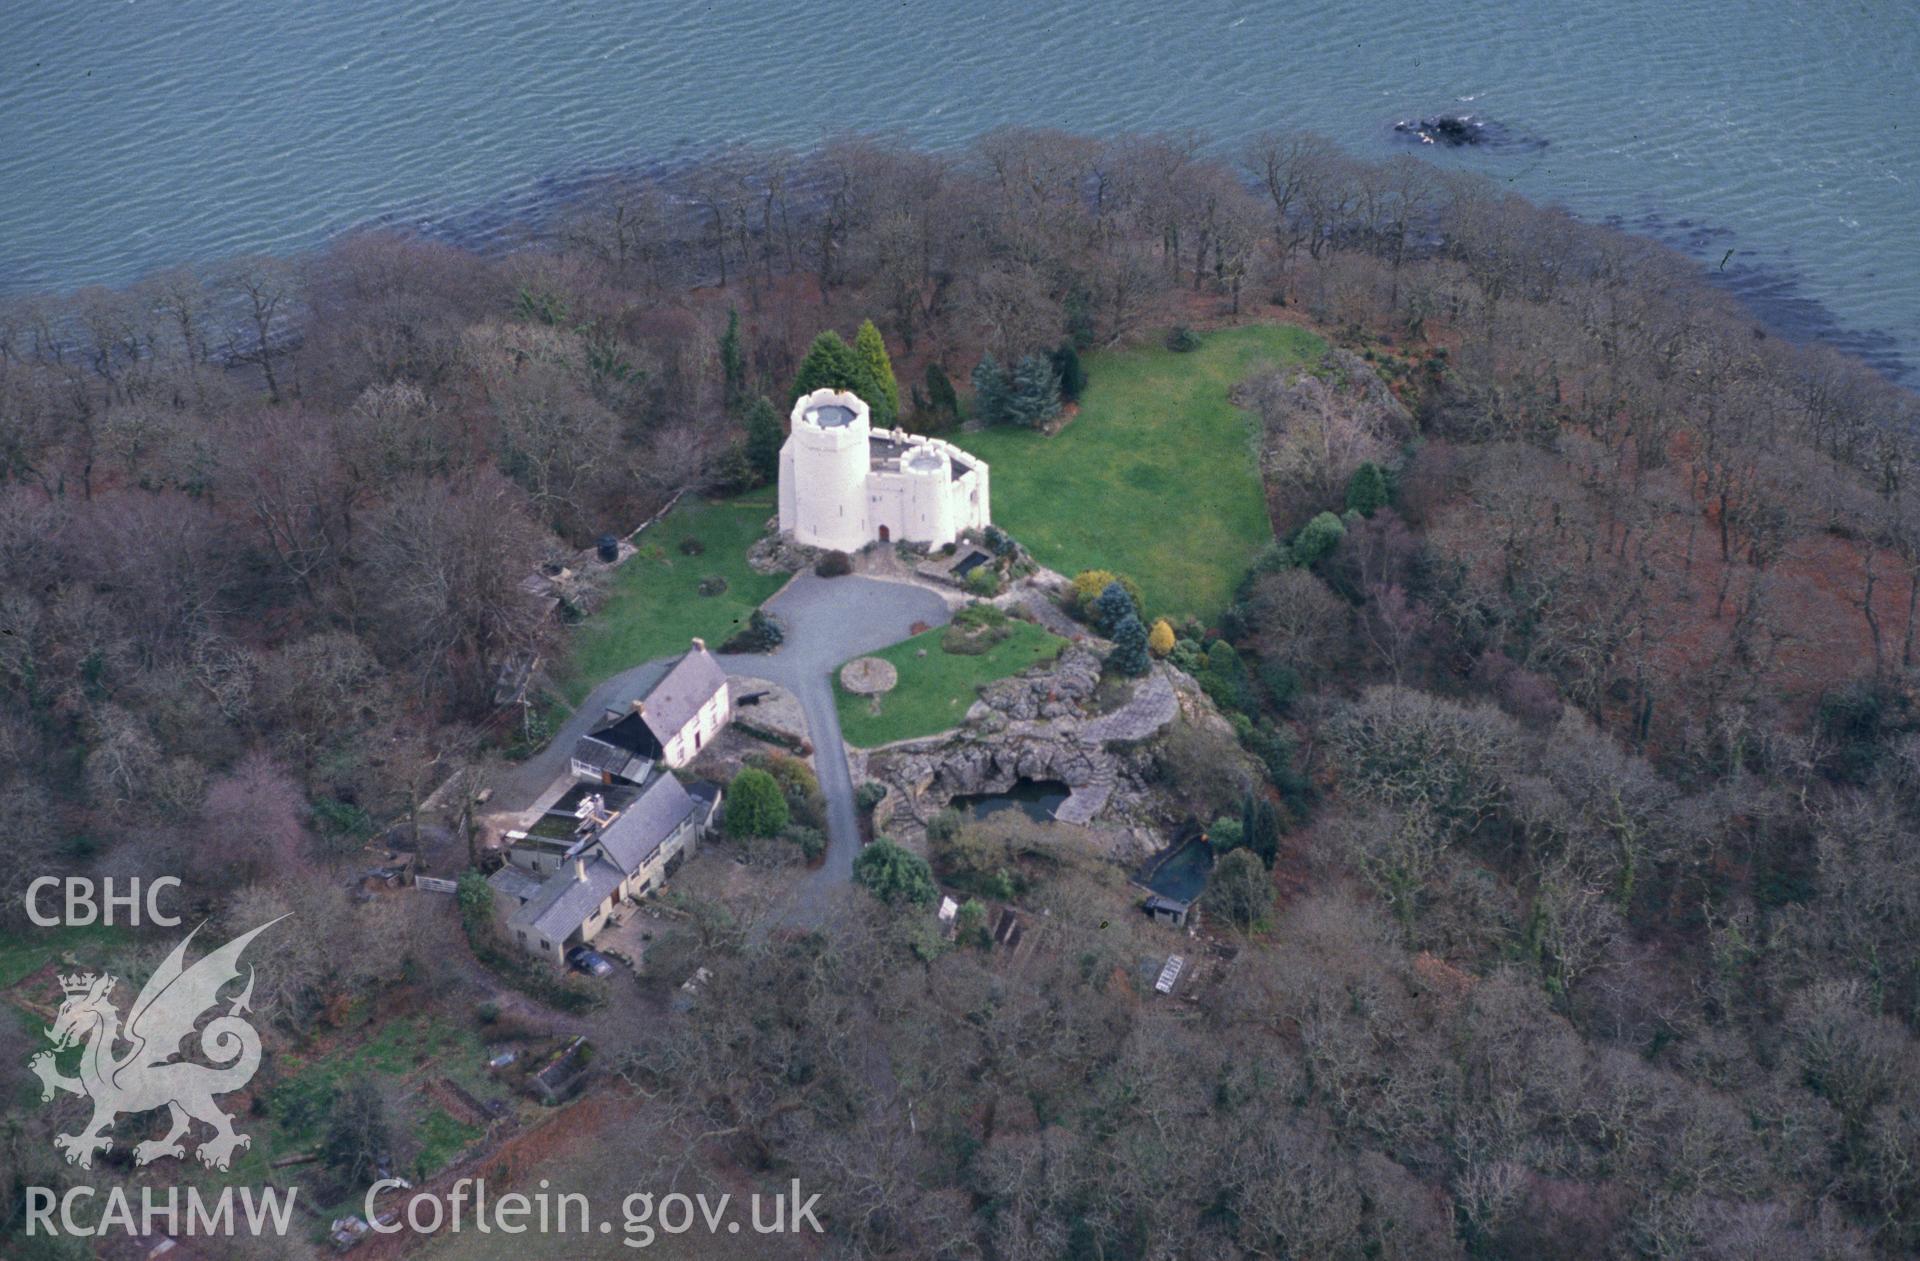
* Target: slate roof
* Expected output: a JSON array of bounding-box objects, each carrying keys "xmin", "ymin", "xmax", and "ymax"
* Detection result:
[
  {"xmin": 569, "ymin": 733, "xmax": 652, "ymax": 783},
  {"xmin": 577, "ymin": 707, "xmax": 663, "ymax": 769},
  {"xmin": 591, "ymin": 773, "xmax": 697, "ymax": 872},
  {"xmin": 510, "ymin": 857, "xmax": 625, "ymax": 941},
  {"xmin": 685, "ymin": 780, "xmax": 723, "ymax": 828},
  {"xmin": 488, "ymin": 865, "xmax": 545, "ymax": 904},
  {"xmin": 638, "ymin": 645, "xmax": 728, "ymax": 745},
  {"xmin": 588, "ymin": 707, "xmax": 655, "ymax": 750}
]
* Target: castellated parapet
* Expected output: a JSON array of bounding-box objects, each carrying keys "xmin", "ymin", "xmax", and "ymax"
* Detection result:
[{"xmin": 777, "ymin": 388, "xmax": 990, "ymax": 551}]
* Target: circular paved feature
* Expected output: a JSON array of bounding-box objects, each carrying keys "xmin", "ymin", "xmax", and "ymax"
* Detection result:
[{"xmin": 840, "ymin": 656, "xmax": 898, "ymax": 695}]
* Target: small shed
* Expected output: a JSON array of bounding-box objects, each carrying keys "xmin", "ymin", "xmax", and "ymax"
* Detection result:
[
  {"xmin": 329, "ymin": 1216, "xmax": 371, "ymax": 1251},
  {"xmin": 1134, "ymin": 828, "xmax": 1211, "ymax": 929},
  {"xmin": 1143, "ymin": 894, "xmax": 1193, "ymax": 928},
  {"xmin": 527, "ymin": 1036, "xmax": 594, "ymax": 1105}
]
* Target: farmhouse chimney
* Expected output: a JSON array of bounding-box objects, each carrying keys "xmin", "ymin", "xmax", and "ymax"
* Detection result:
[
  {"xmin": 574, "ymin": 858, "xmax": 587, "ymax": 883},
  {"xmin": 690, "ymin": 637, "xmax": 706, "ymax": 652},
  {"xmin": 630, "ymin": 699, "xmax": 645, "ymax": 716}
]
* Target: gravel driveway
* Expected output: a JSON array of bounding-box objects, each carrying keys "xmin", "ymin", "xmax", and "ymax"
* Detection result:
[
  {"xmin": 487, "ymin": 658, "xmax": 674, "ymax": 818},
  {"xmin": 718, "ymin": 575, "xmax": 953, "ymax": 925}
]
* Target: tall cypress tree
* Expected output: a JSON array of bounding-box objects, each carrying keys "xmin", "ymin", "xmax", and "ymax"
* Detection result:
[
  {"xmin": 743, "ymin": 395, "xmax": 783, "ymax": 484},
  {"xmin": 719, "ymin": 308, "xmax": 746, "ymax": 412},
  {"xmin": 1345, "ymin": 461, "xmax": 1389, "ymax": 517},
  {"xmin": 1239, "ymin": 792, "xmax": 1280, "ymax": 867},
  {"xmin": 925, "ymin": 362, "xmax": 959, "ymax": 420},
  {"xmin": 1051, "ymin": 342, "xmax": 1087, "ymax": 404},
  {"xmin": 791, "ymin": 330, "xmax": 863, "ymax": 403},
  {"xmin": 853, "ymin": 319, "xmax": 900, "ymax": 426}
]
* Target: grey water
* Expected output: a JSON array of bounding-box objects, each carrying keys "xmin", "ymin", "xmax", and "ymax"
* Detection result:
[
  {"xmin": 4, "ymin": 0, "xmax": 1917, "ymax": 377},
  {"xmin": 952, "ymin": 781, "xmax": 1071, "ymax": 824},
  {"xmin": 1137, "ymin": 835, "xmax": 1214, "ymax": 905}
]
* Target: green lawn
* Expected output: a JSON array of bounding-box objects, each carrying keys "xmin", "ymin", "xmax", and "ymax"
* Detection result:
[
  {"xmin": 414, "ymin": 1104, "xmax": 487, "ymax": 1176},
  {"xmin": 561, "ymin": 494, "xmax": 788, "ymax": 703},
  {"xmin": 961, "ymin": 323, "xmax": 1323, "ymax": 621},
  {"xmin": 836, "ymin": 620, "xmax": 1065, "ymax": 747},
  {"xmin": 203, "ymin": 1013, "xmax": 493, "ymax": 1193},
  {"xmin": 0, "ymin": 921, "xmax": 132, "ymax": 990}
]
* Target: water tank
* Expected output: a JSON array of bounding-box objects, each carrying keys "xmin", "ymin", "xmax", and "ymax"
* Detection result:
[{"xmin": 596, "ymin": 535, "xmax": 620, "ymax": 563}]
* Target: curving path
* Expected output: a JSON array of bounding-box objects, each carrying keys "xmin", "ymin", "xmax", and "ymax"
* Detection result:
[
  {"xmin": 716, "ymin": 575, "xmax": 952, "ymax": 911},
  {"xmin": 492, "ymin": 573, "xmax": 953, "ymax": 926}
]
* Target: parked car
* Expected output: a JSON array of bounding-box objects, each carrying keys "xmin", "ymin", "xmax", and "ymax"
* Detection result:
[{"xmin": 566, "ymin": 945, "xmax": 614, "ymax": 977}]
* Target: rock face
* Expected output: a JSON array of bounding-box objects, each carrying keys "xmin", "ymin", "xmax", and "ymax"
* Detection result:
[
  {"xmin": 747, "ymin": 526, "xmax": 819, "ymax": 575},
  {"xmin": 976, "ymin": 644, "xmax": 1102, "ymax": 720},
  {"xmin": 868, "ymin": 646, "xmax": 1190, "ymax": 830},
  {"xmin": 884, "ymin": 736, "xmax": 1107, "ymax": 804}
]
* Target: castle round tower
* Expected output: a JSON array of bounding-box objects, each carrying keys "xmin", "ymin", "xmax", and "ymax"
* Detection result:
[
  {"xmin": 778, "ymin": 388, "xmax": 872, "ymax": 553},
  {"xmin": 899, "ymin": 444, "xmax": 957, "ymax": 547}
]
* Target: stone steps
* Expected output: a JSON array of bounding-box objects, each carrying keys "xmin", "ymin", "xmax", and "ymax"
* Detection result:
[
  {"xmin": 1079, "ymin": 670, "xmax": 1178, "ymax": 744},
  {"xmin": 1054, "ymin": 762, "xmax": 1117, "ymax": 825}
]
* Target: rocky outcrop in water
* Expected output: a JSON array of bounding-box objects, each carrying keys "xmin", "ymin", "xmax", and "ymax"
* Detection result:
[
  {"xmin": 1395, "ymin": 114, "xmax": 1484, "ymax": 146},
  {"xmin": 1392, "ymin": 113, "xmax": 1545, "ymax": 152}
]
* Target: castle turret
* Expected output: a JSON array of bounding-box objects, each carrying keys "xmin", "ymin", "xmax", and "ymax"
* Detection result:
[
  {"xmin": 900, "ymin": 444, "xmax": 958, "ymax": 548},
  {"xmin": 779, "ymin": 389, "xmax": 872, "ymax": 552},
  {"xmin": 777, "ymin": 386, "xmax": 991, "ymax": 552}
]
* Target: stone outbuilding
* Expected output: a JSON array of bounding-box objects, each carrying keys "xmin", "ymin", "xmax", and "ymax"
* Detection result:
[{"xmin": 489, "ymin": 770, "xmax": 720, "ymax": 966}]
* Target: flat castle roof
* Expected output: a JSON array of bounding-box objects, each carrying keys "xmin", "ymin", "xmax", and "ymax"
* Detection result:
[
  {"xmin": 869, "ymin": 432, "xmax": 979, "ymax": 480},
  {"xmin": 808, "ymin": 402, "xmax": 857, "ymax": 427}
]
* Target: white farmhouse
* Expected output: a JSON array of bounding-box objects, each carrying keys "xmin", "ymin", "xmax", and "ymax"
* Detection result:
[
  {"xmin": 777, "ymin": 388, "xmax": 990, "ymax": 552},
  {"xmin": 569, "ymin": 638, "xmax": 730, "ymax": 779}
]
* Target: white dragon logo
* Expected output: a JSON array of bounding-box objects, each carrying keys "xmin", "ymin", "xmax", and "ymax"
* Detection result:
[{"xmin": 29, "ymin": 916, "xmax": 286, "ymax": 1171}]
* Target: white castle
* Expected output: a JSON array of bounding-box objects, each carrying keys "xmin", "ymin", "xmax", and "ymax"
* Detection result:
[{"xmin": 777, "ymin": 388, "xmax": 990, "ymax": 552}]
